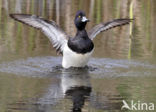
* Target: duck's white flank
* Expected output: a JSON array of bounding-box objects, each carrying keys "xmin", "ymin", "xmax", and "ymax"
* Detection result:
[{"xmin": 62, "ymin": 43, "xmax": 93, "ymax": 68}]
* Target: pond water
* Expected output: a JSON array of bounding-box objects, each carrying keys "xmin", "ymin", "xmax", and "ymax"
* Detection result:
[{"xmin": 0, "ymin": 0, "xmax": 156, "ymax": 112}]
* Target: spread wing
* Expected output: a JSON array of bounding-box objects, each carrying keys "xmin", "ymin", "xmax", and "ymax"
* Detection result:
[
  {"xmin": 88, "ymin": 19, "xmax": 133, "ymax": 40},
  {"xmin": 10, "ymin": 14, "xmax": 69, "ymax": 54}
]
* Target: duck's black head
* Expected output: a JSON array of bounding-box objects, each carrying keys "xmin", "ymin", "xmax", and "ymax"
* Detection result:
[{"xmin": 74, "ymin": 10, "xmax": 89, "ymax": 30}]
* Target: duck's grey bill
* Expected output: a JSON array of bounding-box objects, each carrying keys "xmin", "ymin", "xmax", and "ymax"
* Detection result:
[{"xmin": 81, "ymin": 16, "xmax": 89, "ymax": 22}]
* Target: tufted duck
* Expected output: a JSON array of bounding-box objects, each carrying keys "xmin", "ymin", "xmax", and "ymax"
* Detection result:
[{"xmin": 10, "ymin": 10, "xmax": 132, "ymax": 68}]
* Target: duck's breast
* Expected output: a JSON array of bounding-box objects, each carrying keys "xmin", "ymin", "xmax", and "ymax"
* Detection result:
[{"xmin": 62, "ymin": 43, "xmax": 93, "ymax": 68}]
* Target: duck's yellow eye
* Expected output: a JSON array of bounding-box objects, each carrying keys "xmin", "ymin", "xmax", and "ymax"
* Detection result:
[{"xmin": 78, "ymin": 15, "xmax": 81, "ymax": 18}]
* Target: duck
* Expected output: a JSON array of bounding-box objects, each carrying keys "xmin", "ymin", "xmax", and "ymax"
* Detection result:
[{"xmin": 10, "ymin": 10, "xmax": 132, "ymax": 68}]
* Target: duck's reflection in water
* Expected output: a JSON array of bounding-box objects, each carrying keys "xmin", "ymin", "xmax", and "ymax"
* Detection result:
[
  {"xmin": 34, "ymin": 67, "xmax": 92, "ymax": 112},
  {"xmin": 66, "ymin": 86, "xmax": 91, "ymax": 112},
  {"xmin": 61, "ymin": 68, "xmax": 91, "ymax": 112},
  {"xmin": 7, "ymin": 67, "xmax": 123, "ymax": 112}
]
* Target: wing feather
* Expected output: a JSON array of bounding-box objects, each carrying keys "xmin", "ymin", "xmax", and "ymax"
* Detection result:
[
  {"xmin": 10, "ymin": 14, "xmax": 69, "ymax": 54},
  {"xmin": 88, "ymin": 19, "xmax": 133, "ymax": 40}
]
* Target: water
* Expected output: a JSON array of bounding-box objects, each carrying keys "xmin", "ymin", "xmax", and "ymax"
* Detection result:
[{"xmin": 0, "ymin": 0, "xmax": 156, "ymax": 112}]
